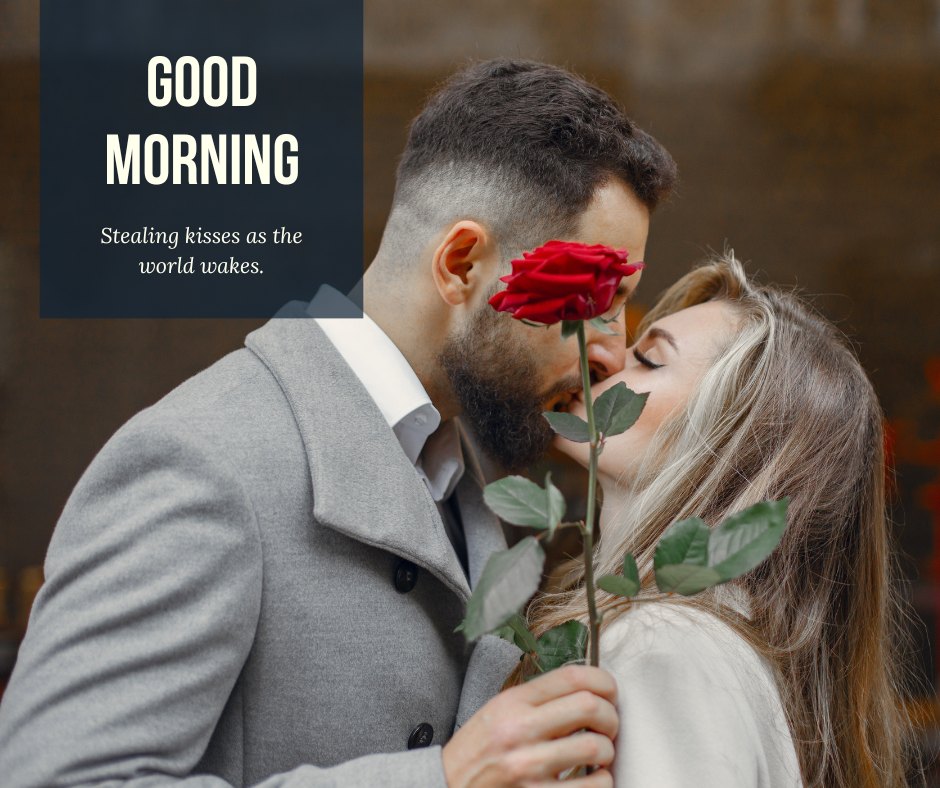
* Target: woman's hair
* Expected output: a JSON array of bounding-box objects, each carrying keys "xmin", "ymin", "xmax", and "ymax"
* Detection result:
[{"xmin": 510, "ymin": 254, "xmax": 920, "ymax": 786}]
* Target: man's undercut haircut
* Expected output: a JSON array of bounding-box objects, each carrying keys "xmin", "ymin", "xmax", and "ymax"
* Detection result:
[{"xmin": 386, "ymin": 58, "xmax": 678, "ymax": 262}]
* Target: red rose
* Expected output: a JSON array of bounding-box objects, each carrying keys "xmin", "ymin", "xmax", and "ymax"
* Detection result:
[{"xmin": 488, "ymin": 240, "xmax": 643, "ymax": 324}]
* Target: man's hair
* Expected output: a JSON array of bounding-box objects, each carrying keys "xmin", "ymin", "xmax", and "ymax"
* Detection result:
[{"xmin": 380, "ymin": 59, "xmax": 677, "ymax": 263}]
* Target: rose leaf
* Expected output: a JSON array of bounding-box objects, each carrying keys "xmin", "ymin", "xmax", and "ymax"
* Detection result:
[
  {"xmin": 707, "ymin": 499, "xmax": 789, "ymax": 581},
  {"xmin": 542, "ymin": 472, "xmax": 567, "ymax": 539},
  {"xmin": 654, "ymin": 563, "xmax": 724, "ymax": 595},
  {"xmin": 542, "ymin": 411, "xmax": 591, "ymax": 443},
  {"xmin": 597, "ymin": 553, "xmax": 641, "ymax": 597},
  {"xmin": 457, "ymin": 537, "xmax": 546, "ymax": 641},
  {"xmin": 654, "ymin": 517, "xmax": 710, "ymax": 569},
  {"xmin": 593, "ymin": 383, "xmax": 648, "ymax": 438},
  {"xmin": 497, "ymin": 612, "xmax": 539, "ymax": 654},
  {"xmin": 534, "ymin": 620, "xmax": 588, "ymax": 672},
  {"xmin": 484, "ymin": 475, "xmax": 564, "ymax": 531}
]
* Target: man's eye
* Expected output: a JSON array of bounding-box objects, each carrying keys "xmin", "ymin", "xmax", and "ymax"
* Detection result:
[{"xmin": 633, "ymin": 348, "xmax": 663, "ymax": 369}]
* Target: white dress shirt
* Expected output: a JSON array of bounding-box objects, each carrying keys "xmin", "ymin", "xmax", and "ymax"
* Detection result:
[{"xmin": 310, "ymin": 285, "xmax": 465, "ymax": 503}]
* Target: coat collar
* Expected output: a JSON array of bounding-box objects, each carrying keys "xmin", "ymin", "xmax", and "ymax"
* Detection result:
[{"xmin": 245, "ymin": 308, "xmax": 507, "ymax": 603}]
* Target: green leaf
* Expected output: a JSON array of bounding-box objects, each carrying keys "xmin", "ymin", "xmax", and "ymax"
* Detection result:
[
  {"xmin": 484, "ymin": 475, "xmax": 564, "ymax": 530},
  {"xmin": 459, "ymin": 537, "xmax": 546, "ymax": 641},
  {"xmin": 505, "ymin": 613, "xmax": 539, "ymax": 653},
  {"xmin": 655, "ymin": 563, "xmax": 724, "ymax": 595},
  {"xmin": 707, "ymin": 499, "xmax": 789, "ymax": 581},
  {"xmin": 597, "ymin": 574, "xmax": 639, "ymax": 598},
  {"xmin": 494, "ymin": 613, "xmax": 539, "ymax": 654},
  {"xmin": 593, "ymin": 383, "xmax": 648, "ymax": 438},
  {"xmin": 654, "ymin": 517, "xmax": 710, "ymax": 569},
  {"xmin": 534, "ymin": 620, "xmax": 588, "ymax": 672},
  {"xmin": 622, "ymin": 552, "xmax": 640, "ymax": 587},
  {"xmin": 542, "ymin": 473, "xmax": 566, "ymax": 538},
  {"xmin": 493, "ymin": 622, "xmax": 516, "ymax": 644},
  {"xmin": 542, "ymin": 411, "xmax": 591, "ymax": 443},
  {"xmin": 561, "ymin": 320, "xmax": 581, "ymax": 339},
  {"xmin": 597, "ymin": 553, "xmax": 640, "ymax": 597},
  {"xmin": 588, "ymin": 317, "xmax": 618, "ymax": 335}
]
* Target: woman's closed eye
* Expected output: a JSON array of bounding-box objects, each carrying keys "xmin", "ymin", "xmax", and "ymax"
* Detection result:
[{"xmin": 633, "ymin": 347, "xmax": 663, "ymax": 369}]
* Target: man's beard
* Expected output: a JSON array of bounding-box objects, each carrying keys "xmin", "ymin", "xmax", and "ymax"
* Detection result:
[{"xmin": 439, "ymin": 304, "xmax": 580, "ymax": 473}]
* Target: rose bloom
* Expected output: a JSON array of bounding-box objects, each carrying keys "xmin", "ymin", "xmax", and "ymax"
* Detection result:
[{"xmin": 488, "ymin": 240, "xmax": 644, "ymax": 325}]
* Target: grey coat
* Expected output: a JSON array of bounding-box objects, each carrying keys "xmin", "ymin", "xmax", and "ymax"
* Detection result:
[{"xmin": 0, "ymin": 315, "xmax": 520, "ymax": 787}]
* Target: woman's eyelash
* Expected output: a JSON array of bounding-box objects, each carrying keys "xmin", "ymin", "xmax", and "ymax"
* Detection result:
[{"xmin": 633, "ymin": 348, "xmax": 664, "ymax": 369}]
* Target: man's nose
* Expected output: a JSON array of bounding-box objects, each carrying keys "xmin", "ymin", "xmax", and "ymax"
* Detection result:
[{"xmin": 584, "ymin": 319, "xmax": 627, "ymax": 381}]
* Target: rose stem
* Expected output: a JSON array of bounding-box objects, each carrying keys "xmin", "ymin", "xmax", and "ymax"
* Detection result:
[{"xmin": 576, "ymin": 321, "xmax": 602, "ymax": 669}]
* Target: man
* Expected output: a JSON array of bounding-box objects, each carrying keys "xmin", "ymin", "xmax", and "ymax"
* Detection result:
[{"xmin": 0, "ymin": 59, "xmax": 675, "ymax": 786}]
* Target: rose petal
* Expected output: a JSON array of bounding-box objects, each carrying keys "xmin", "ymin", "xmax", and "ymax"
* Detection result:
[{"xmin": 492, "ymin": 241, "xmax": 640, "ymax": 323}]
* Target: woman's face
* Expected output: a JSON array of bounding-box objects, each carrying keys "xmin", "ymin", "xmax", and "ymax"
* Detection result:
[{"xmin": 556, "ymin": 299, "xmax": 739, "ymax": 485}]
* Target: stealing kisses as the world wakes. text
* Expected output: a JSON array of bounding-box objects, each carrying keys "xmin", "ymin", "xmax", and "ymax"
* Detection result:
[{"xmin": 100, "ymin": 225, "xmax": 303, "ymax": 276}]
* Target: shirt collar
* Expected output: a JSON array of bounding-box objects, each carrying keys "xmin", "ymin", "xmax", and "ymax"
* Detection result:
[
  {"xmin": 310, "ymin": 286, "xmax": 464, "ymax": 501},
  {"xmin": 417, "ymin": 419, "xmax": 465, "ymax": 501}
]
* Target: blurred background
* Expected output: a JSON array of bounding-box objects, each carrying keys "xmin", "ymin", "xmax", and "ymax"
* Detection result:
[{"xmin": 2, "ymin": 0, "xmax": 940, "ymax": 774}]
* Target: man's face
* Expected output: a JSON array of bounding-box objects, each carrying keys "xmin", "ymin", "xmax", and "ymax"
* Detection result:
[{"xmin": 440, "ymin": 180, "xmax": 650, "ymax": 471}]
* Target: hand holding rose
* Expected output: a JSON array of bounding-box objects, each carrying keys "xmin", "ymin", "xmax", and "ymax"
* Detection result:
[{"xmin": 442, "ymin": 665, "xmax": 618, "ymax": 787}]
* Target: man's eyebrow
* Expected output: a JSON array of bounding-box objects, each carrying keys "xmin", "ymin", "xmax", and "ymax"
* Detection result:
[{"xmin": 648, "ymin": 326, "xmax": 679, "ymax": 353}]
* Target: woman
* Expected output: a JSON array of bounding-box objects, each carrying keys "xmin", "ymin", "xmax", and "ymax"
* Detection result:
[{"xmin": 510, "ymin": 255, "xmax": 919, "ymax": 786}]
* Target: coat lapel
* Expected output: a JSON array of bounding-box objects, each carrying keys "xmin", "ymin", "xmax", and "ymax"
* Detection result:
[
  {"xmin": 455, "ymin": 635, "xmax": 524, "ymax": 728},
  {"xmin": 451, "ymin": 423, "xmax": 524, "ymax": 727},
  {"xmin": 453, "ymin": 422, "xmax": 508, "ymax": 590},
  {"xmin": 246, "ymin": 308, "xmax": 522, "ymax": 722},
  {"xmin": 244, "ymin": 310, "xmax": 471, "ymax": 602}
]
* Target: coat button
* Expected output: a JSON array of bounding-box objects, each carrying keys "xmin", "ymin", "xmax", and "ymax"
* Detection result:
[
  {"xmin": 394, "ymin": 559, "xmax": 419, "ymax": 593},
  {"xmin": 408, "ymin": 722, "xmax": 434, "ymax": 749}
]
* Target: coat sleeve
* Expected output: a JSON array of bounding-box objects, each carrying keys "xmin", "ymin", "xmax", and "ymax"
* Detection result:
[
  {"xmin": 600, "ymin": 604, "xmax": 801, "ymax": 788},
  {"xmin": 0, "ymin": 414, "xmax": 448, "ymax": 788}
]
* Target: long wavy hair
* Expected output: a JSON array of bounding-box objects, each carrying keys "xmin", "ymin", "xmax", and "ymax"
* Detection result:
[{"xmin": 507, "ymin": 256, "xmax": 921, "ymax": 786}]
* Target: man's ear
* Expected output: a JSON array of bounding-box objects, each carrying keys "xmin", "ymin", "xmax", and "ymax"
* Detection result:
[{"xmin": 430, "ymin": 220, "xmax": 496, "ymax": 306}]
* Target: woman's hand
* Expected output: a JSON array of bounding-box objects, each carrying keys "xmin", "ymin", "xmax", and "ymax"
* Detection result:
[{"xmin": 442, "ymin": 664, "xmax": 618, "ymax": 787}]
